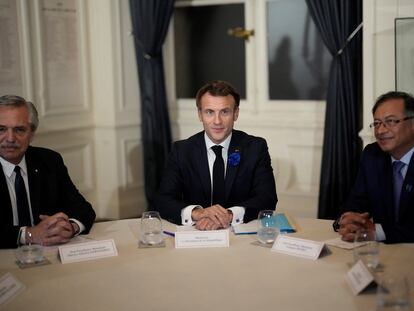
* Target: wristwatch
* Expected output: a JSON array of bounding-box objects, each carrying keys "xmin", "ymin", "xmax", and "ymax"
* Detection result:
[{"xmin": 332, "ymin": 215, "xmax": 343, "ymax": 232}]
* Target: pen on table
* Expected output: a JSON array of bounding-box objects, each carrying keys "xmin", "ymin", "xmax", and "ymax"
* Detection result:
[{"xmin": 163, "ymin": 230, "xmax": 175, "ymax": 237}]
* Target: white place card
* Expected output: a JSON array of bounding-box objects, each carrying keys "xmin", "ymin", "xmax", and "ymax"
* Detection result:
[
  {"xmin": 271, "ymin": 235, "xmax": 324, "ymax": 260},
  {"xmin": 59, "ymin": 239, "xmax": 118, "ymax": 264},
  {"xmin": 345, "ymin": 260, "xmax": 376, "ymax": 295},
  {"xmin": 175, "ymin": 229, "xmax": 229, "ymax": 249},
  {"xmin": 0, "ymin": 273, "xmax": 25, "ymax": 307}
]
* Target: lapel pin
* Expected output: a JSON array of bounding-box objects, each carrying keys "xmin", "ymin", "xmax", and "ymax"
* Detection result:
[{"xmin": 405, "ymin": 184, "xmax": 412, "ymax": 192}]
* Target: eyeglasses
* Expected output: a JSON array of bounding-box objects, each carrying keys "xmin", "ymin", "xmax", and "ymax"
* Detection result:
[{"xmin": 369, "ymin": 116, "xmax": 414, "ymax": 129}]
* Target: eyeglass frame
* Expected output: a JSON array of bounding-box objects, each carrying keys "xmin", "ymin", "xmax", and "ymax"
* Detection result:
[{"xmin": 369, "ymin": 116, "xmax": 414, "ymax": 129}]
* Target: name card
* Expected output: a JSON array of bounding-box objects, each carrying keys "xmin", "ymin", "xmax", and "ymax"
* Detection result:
[
  {"xmin": 345, "ymin": 260, "xmax": 376, "ymax": 295},
  {"xmin": 175, "ymin": 229, "xmax": 229, "ymax": 249},
  {"xmin": 271, "ymin": 235, "xmax": 324, "ymax": 260},
  {"xmin": 0, "ymin": 273, "xmax": 25, "ymax": 307},
  {"xmin": 59, "ymin": 239, "xmax": 118, "ymax": 264}
]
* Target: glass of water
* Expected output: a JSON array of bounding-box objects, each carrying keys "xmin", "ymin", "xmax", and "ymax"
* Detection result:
[
  {"xmin": 376, "ymin": 275, "xmax": 411, "ymax": 310},
  {"xmin": 257, "ymin": 210, "xmax": 279, "ymax": 244},
  {"xmin": 140, "ymin": 211, "xmax": 164, "ymax": 246},
  {"xmin": 15, "ymin": 230, "xmax": 44, "ymax": 264},
  {"xmin": 353, "ymin": 229, "xmax": 379, "ymax": 269}
]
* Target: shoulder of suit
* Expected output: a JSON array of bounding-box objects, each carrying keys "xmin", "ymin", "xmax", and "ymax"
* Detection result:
[
  {"xmin": 362, "ymin": 142, "xmax": 389, "ymax": 162},
  {"xmin": 232, "ymin": 130, "xmax": 267, "ymax": 145},
  {"xmin": 26, "ymin": 146, "xmax": 63, "ymax": 162}
]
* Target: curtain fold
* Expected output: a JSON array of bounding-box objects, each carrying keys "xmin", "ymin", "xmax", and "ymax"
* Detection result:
[
  {"xmin": 129, "ymin": 0, "xmax": 174, "ymax": 210},
  {"xmin": 305, "ymin": 0, "xmax": 363, "ymax": 219}
]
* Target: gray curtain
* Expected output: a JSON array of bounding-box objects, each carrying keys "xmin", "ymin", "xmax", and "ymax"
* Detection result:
[
  {"xmin": 305, "ymin": 0, "xmax": 363, "ymax": 219},
  {"xmin": 129, "ymin": 0, "xmax": 174, "ymax": 209}
]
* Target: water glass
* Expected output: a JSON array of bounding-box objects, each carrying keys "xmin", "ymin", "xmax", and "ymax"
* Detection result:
[
  {"xmin": 257, "ymin": 210, "xmax": 279, "ymax": 244},
  {"xmin": 353, "ymin": 229, "xmax": 379, "ymax": 269},
  {"xmin": 376, "ymin": 275, "xmax": 411, "ymax": 310},
  {"xmin": 140, "ymin": 211, "xmax": 164, "ymax": 246},
  {"xmin": 15, "ymin": 230, "xmax": 44, "ymax": 264}
]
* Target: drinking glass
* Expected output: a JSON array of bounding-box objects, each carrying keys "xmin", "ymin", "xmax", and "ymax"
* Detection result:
[
  {"xmin": 353, "ymin": 229, "xmax": 379, "ymax": 269},
  {"xmin": 15, "ymin": 230, "xmax": 44, "ymax": 264},
  {"xmin": 376, "ymin": 275, "xmax": 411, "ymax": 310},
  {"xmin": 140, "ymin": 211, "xmax": 164, "ymax": 245},
  {"xmin": 257, "ymin": 210, "xmax": 279, "ymax": 244}
]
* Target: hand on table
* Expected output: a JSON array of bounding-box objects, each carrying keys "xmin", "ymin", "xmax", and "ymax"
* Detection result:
[
  {"xmin": 192, "ymin": 205, "xmax": 233, "ymax": 230},
  {"xmin": 27, "ymin": 212, "xmax": 76, "ymax": 245},
  {"xmin": 338, "ymin": 212, "xmax": 375, "ymax": 242}
]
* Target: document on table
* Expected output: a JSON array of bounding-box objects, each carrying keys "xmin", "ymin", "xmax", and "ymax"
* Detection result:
[
  {"xmin": 325, "ymin": 237, "xmax": 365, "ymax": 250},
  {"xmin": 232, "ymin": 213, "xmax": 297, "ymax": 235}
]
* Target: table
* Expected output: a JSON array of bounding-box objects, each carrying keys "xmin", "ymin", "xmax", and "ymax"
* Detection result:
[{"xmin": 1, "ymin": 218, "xmax": 413, "ymax": 311}]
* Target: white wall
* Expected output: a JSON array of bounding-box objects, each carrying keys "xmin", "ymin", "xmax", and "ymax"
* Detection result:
[{"xmin": 4, "ymin": 0, "xmax": 413, "ymax": 220}]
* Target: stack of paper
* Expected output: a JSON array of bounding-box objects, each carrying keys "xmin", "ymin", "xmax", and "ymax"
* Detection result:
[{"xmin": 232, "ymin": 213, "xmax": 296, "ymax": 235}]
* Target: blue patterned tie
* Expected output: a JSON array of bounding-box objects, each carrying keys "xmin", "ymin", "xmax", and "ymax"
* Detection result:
[
  {"xmin": 14, "ymin": 166, "xmax": 32, "ymax": 226},
  {"xmin": 392, "ymin": 161, "xmax": 405, "ymax": 222}
]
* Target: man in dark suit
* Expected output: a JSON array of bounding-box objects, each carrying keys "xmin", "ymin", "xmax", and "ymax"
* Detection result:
[
  {"xmin": 0, "ymin": 95, "xmax": 96, "ymax": 248},
  {"xmin": 335, "ymin": 91, "xmax": 414, "ymax": 243},
  {"xmin": 155, "ymin": 81, "xmax": 277, "ymax": 230}
]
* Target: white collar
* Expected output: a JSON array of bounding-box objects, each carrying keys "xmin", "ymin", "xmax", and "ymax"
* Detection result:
[
  {"xmin": 204, "ymin": 132, "xmax": 232, "ymax": 151},
  {"xmin": 391, "ymin": 146, "xmax": 414, "ymax": 166},
  {"xmin": 0, "ymin": 156, "xmax": 28, "ymax": 178}
]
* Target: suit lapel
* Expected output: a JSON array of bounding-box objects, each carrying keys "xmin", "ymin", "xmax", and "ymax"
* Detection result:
[
  {"xmin": 193, "ymin": 134, "xmax": 212, "ymax": 203},
  {"xmin": 374, "ymin": 154, "xmax": 394, "ymax": 221},
  {"xmin": 225, "ymin": 131, "xmax": 242, "ymax": 201},
  {"xmin": 0, "ymin": 165, "xmax": 14, "ymax": 226},
  {"xmin": 399, "ymin": 154, "xmax": 414, "ymax": 219},
  {"xmin": 25, "ymin": 148, "xmax": 42, "ymax": 223}
]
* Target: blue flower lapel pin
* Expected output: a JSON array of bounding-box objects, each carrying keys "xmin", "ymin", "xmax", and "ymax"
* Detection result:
[{"xmin": 228, "ymin": 149, "xmax": 241, "ymax": 167}]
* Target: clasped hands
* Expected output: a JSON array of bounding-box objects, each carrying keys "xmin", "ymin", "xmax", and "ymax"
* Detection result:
[
  {"xmin": 338, "ymin": 212, "xmax": 375, "ymax": 242},
  {"xmin": 191, "ymin": 205, "xmax": 233, "ymax": 231},
  {"xmin": 26, "ymin": 212, "xmax": 79, "ymax": 246}
]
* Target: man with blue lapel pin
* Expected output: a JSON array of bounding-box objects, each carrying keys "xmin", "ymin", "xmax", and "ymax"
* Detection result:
[
  {"xmin": 0, "ymin": 95, "xmax": 96, "ymax": 248},
  {"xmin": 155, "ymin": 80, "xmax": 277, "ymax": 230},
  {"xmin": 334, "ymin": 91, "xmax": 414, "ymax": 243}
]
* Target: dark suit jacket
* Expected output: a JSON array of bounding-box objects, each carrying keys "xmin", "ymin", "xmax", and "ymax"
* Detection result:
[
  {"xmin": 342, "ymin": 143, "xmax": 414, "ymax": 243},
  {"xmin": 0, "ymin": 146, "xmax": 96, "ymax": 248},
  {"xmin": 154, "ymin": 130, "xmax": 277, "ymax": 224}
]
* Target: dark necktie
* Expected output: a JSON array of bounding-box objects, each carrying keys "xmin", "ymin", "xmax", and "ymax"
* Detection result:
[
  {"xmin": 212, "ymin": 145, "xmax": 225, "ymax": 206},
  {"xmin": 392, "ymin": 160, "xmax": 405, "ymax": 222},
  {"xmin": 14, "ymin": 166, "xmax": 31, "ymax": 226}
]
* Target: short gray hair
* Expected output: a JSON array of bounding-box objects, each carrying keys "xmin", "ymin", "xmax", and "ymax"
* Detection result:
[{"xmin": 0, "ymin": 95, "xmax": 39, "ymax": 131}]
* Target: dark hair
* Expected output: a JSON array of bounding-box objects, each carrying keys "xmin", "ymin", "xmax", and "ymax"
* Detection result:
[
  {"xmin": 372, "ymin": 91, "xmax": 414, "ymax": 117},
  {"xmin": 0, "ymin": 95, "xmax": 39, "ymax": 131},
  {"xmin": 195, "ymin": 80, "xmax": 240, "ymax": 110}
]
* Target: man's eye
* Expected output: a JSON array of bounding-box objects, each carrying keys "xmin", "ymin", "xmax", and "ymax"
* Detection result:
[
  {"xmin": 15, "ymin": 127, "xmax": 27, "ymax": 134},
  {"xmin": 384, "ymin": 119, "xmax": 397, "ymax": 125},
  {"xmin": 0, "ymin": 127, "xmax": 6, "ymax": 133}
]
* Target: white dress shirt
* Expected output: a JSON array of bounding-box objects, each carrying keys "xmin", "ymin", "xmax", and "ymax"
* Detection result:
[
  {"xmin": 375, "ymin": 146, "xmax": 414, "ymax": 241},
  {"xmin": 0, "ymin": 156, "xmax": 85, "ymax": 244},
  {"xmin": 181, "ymin": 133, "xmax": 245, "ymax": 226}
]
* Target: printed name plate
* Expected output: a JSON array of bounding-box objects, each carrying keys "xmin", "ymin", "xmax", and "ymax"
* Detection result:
[
  {"xmin": 59, "ymin": 239, "xmax": 118, "ymax": 264},
  {"xmin": 271, "ymin": 235, "xmax": 324, "ymax": 260},
  {"xmin": 345, "ymin": 260, "xmax": 375, "ymax": 295},
  {"xmin": 175, "ymin": 229, "xmax": 229, "ymax": 249},
  {"xmin": 0, "ymin": 273, "xmax": 25, "ymax": 307}
]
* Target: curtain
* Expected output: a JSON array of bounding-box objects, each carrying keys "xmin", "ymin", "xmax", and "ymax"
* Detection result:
[
  {"xmin": 129, "ymin": 0, "xmax": 174, "ymax": 210},
  {"xmin": 305, "ymin": 0, "xmax": 363, "ymax": 219}
]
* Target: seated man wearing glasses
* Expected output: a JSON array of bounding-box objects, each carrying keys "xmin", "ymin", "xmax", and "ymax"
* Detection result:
[
  {"xmin": 334, "ymin": 91, "xmax": 414, "ymax": 243},
  {"xmin": 0, "ymin": 95, "xmax": 96, "ymax": 248}
]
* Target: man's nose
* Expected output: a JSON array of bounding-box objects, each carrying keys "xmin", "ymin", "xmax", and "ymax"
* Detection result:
[
  {"xmin": 375, "ymin": 122, "xmax": 388, "ymax": 134},
  {"xmin": 213, "ymin": 113, "xmax": 222, "ymax": 124},
  {"xmin": 5, "ymin": 128, "xmax": 16, "ymax": 141}
]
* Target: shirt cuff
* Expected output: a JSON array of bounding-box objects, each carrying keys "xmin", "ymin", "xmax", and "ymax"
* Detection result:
[
  {"xmin": 69, "ymin": 218, "xmax": 85, "ymax": 236},
  {"xmin": 375, "ymin": 223, "xmax": 386, "ymax": 241},
  {"xmin": 181, "ymin": 205, "xmax": 202, "ymax": 226},
  {"xmin": 18, "ymin": 227, "xmax": 27, "ymax": 245},
  {"xmin": 228, "ymin": 206, "xmax": 245, "ymax": 226}
]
